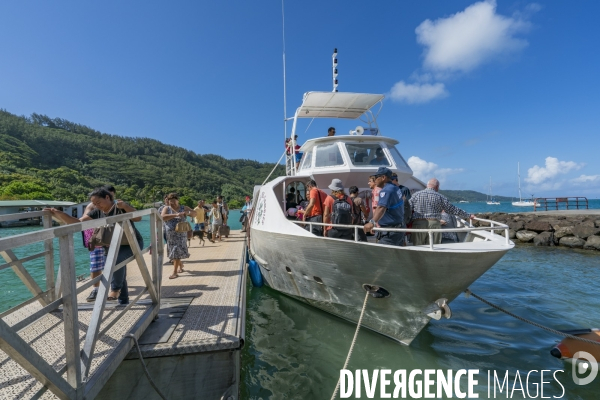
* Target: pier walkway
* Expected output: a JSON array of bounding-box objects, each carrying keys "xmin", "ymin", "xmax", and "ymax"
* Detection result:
[{"xmin": 0, "ymin": 209, "xmax": 246, "ymax": 400}]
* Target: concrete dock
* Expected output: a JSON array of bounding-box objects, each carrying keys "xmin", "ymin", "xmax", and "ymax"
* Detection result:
[{"xmin": 0, "ymin": 229, "xmax": 246, "ymax": 399}]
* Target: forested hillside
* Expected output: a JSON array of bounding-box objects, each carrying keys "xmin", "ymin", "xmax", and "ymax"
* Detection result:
[
  {"xmin": 438, "ymin": 190, "xmax": 513, "ymax": 203},
  {"xmin": 0, "ymin": 110, "xmax": 284, "ymax": 208}
]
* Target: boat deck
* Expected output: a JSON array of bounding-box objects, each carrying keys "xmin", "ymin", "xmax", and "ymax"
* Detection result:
[{"xmin": 0, "ymin": 231, "xmax": 246, "ymax": 399}]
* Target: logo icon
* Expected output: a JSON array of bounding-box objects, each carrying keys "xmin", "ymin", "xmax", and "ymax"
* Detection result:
[{"xmin": 572, "ymin": 351, "xmax": 598, "ymax": 385}]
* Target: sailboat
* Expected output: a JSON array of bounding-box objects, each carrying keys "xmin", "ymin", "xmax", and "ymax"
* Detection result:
[
  {"xmin": 512, "ymin": 162, "xmax": 538, "ymax": 207},
  {"xmin": 486, "ymin": 177, "xmax": 500, "ymax": 205}
]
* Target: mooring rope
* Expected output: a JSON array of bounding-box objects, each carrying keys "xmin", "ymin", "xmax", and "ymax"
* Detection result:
[
  {"xmin": 127, "ymin": 334, "xmax": 170, "ymax": 400},
  {"xmin": 330, "ymin": 291, "xmax": 370, "ymax": 400},
  {"xmin": 465, "ymin": 289, "xmax": 600, "ymax": 346}
]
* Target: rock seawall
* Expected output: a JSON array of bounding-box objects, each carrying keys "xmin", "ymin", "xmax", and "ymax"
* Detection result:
[{"xmin": 473, "ymin": 213, "xmax": 600, "ymax": 251}]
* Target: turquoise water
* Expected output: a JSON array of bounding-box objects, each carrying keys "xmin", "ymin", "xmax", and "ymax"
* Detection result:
[
  {"xmin": 0, "ymin": 211, "xmax": 243, "ymax": 313},
  {"xmin": 242, "ymin": 246, "xmax": 600, "ymax": 399},
  {"xmin": 451, "ymin": 199, "xmax": 600, "ymax": 215}
]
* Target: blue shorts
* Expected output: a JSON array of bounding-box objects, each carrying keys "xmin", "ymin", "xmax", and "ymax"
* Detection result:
[
  {"xmin": 90, "ymin": 247, "xmax": 106, "ymax": 272},
  {"xmin": 295, "ymin": 152, "xmax": 303, "ymax": 162},
  {"xmin": 194, "ymin": 223, "xmax": 205, "ymax": 231}
]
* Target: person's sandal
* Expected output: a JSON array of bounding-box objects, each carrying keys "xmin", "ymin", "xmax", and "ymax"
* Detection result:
[
  {"xmin": 107, "ymin": 290, "xmax": 120, "ymax": 301},
  {"xmin": 169, "ymin": 274, "xmax": 178, "ymax": 279}
]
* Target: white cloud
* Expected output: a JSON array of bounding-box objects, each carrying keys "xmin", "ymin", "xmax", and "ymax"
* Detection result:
[
  {"xmin": 407, "ymin": 156, "xmax": 464, "ymax": 184},
  {"xmin": 572, "ymin": 175, "xmax": 600, "ymax": 185},
  {"xmin": 415, "ymin": 0, "xmax": 531, "ymax": 73},
  {"xmin": 525, "ymin": 157, "xmax": 584, "ymax": 185},
  {"xmin": 390, "ymin": 1, "xmax": 536, "ymax": 104},
  {"xmin": 389, "ymin": 81, "xmax": 448, "ymax": 104}
]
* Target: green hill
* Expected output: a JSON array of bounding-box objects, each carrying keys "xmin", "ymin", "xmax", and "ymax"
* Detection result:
[
  {"xmin": 0, "ymin": 110, "xmax": 285, "ymax": 208},
  {"xmin": 439, "ymin": 190, "xmax": 513, "ymax": 203}
]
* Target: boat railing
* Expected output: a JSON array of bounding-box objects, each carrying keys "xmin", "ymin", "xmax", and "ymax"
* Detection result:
[
  {"xmin": 0, "ymin": 208, "xmax": 164, "ymax": 400},
  {"xmin": 290, "ymin": 216, "xmax": 510, "ymax": 250},
  {"xmin": 533, "ymin": 197, "xmax": 589, "ymax": 211}
]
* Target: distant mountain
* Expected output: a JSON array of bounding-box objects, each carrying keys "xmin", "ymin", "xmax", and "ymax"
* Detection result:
[
  {"xmin": 0, "ymin": 110, "xmax": 285, "ymax": 208},
  {"xmin": 439, "ymin": 190, "xmax": 513, "ymax": 203}
]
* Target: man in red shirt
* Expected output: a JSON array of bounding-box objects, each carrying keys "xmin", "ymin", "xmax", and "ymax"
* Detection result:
[
  {"xmin": 323, "ymin": 179, "xmax": 355, "ymax": 240},
  {"xmin": 302, "ymin": 180, "xmax": 327, "ymax": 236}
]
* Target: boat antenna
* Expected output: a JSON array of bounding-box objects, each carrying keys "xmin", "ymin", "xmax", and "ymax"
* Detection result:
[
  {"xmin": 282, "ymin": 0, "xmax": 288, "ymax": 142},
  {"xmin": 332, "ymin": 48, "xmax": 338, "ymax": 92}
]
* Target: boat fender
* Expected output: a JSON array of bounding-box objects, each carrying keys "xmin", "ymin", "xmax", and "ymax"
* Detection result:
[
  {"xmin": 248, "ymin": 260, "xmax": 264, "ymax": 287},
  {"xmin": 550, "ymin": 328, "xmax": 600, "ymax": 361}
]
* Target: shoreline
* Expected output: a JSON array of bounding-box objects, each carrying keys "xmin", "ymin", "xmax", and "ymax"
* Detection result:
[{"xmin": 474, "ymin": 210, "xmax": 600, "ymax": 251}]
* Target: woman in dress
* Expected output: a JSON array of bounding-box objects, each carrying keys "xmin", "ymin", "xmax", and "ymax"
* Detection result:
[{"xmin": 161, "ymin": 193, "xmax": 196, "ymax": 279}]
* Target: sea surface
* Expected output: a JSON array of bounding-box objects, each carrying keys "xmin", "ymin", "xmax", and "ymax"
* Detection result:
[
  {"xmin": 2, "ymin": 209, "xmax": 599, "ymax": 398},
  {"xmin": 449, "ymin": 199, "xmax": 600, "ymax": 215}
]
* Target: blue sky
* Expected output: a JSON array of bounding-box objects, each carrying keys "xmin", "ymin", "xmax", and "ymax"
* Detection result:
[{"xmin": 1, "ymin": 1, "xmax": 599, "ymax": 198}]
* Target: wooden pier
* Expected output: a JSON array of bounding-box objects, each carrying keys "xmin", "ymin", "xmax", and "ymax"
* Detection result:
[{"xmin": 0, "ymin": 209, "xmax": 246, "ymax": 400}]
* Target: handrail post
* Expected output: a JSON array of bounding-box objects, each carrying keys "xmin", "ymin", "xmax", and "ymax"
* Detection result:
[
  {"xmin": 42, "ymin": 213, "xmax": 55, "ymax": 301},
  {"xmin": 505, "ymin": 228, "xmax": 509, "ymax": 245},
  {"xmin": 150, "ymin": 211, "xmax": 160, "ymax": 293},
  {"xmin": 354, "ymin": 226, "xmax": 358, "ymax": 242},
  {"xmin": 58, "ymin": 233, "xmax": 82, "ymax": 391},
  {"xmin": 428, "ymin": 231, "xmax": 434, "ymax": 250}
]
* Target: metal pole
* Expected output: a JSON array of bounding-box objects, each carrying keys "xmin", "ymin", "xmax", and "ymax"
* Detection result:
[{"xmin": 42, "ymin": 213, "xmax": 55, "ymax": 301}]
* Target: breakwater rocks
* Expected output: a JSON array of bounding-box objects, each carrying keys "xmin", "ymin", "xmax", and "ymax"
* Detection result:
[{"xmin": 473, "ymin": 213, "xmax": 600, "ymax": 251}]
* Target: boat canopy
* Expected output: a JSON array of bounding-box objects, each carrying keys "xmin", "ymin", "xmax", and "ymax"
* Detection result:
[{"xmin": 295, "ymin": 92, "xmax": 384, "ymax": 119}]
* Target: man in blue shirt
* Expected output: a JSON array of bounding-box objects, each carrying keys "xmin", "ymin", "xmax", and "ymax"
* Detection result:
[
  {"xmin": 363, "ymin": 167, "xmax": 404, "ymax": 246},
  {"xmin": 369, "ymin": 148, "xmax": 388, "ymax": 165}
]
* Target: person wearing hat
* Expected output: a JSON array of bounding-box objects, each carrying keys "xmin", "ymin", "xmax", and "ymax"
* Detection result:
[
  {"xmin": 323, "ymin": 178, "xmax": 356, "ymax": 240},
  {"xmin": 363, "ymin": 167, "xmax": 405, "ymax": 246}
]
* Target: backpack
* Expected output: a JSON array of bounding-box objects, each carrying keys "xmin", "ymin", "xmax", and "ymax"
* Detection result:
[{"xmin": 331, "ymin": 195, "xmax": 353, "ymax": 229}]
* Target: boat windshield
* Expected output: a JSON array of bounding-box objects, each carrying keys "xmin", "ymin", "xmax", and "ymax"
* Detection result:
[
  {"xmin": 387, "ymin": 146, "xmax": 410, "ymax": 169},
  {"xmin": 315, "ymin": 143, "xmax": 345, "ymax": 168},
  {"xmin": 300, "ymin": 148, "xmax": 313, "ymax": 170},
  {"xmin": 344, "ymin": 143, "xmax": 391, "ymax": 167}
]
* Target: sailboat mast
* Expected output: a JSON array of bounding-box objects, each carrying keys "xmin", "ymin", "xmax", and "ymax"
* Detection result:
[{"xmin": 518, "ymin": 162, "xmax": 522, "ymax": 202}]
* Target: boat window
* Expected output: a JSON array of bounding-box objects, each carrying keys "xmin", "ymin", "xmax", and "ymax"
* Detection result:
[
  {"xmin": 387, "ymin": 146, "xmax": 409, "ymax": 169},
  {"xmin": 284, "ymin": 182, "xmax": 306, "ymax": 208},
  {"xmin": 299, "ymin": 149, "xmax": 313, "ymax": 170},
  {"xmin": 315, "ymin": 143, "xmax": 344, "ymax": 168},
  {"xmin": 345, "ymin": 143, "xmax": 391, "ymax": 167}
]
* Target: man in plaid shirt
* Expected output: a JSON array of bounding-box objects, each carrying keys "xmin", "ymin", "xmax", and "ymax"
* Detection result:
[{"xmin": 409, "ymin": 178, "xmax": 475, "ymax": 245}]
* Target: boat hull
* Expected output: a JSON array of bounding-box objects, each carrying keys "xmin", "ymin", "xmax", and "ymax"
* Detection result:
[{"xmin": 250, "ymin": 229, "xmax": 509, "ymax": 344}]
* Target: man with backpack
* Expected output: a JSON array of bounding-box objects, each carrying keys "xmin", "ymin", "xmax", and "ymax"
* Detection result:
[
  {"xmin": 302, "ymin": 180, "xmax": 327, "ymax": 236},
  {"xmin": 323, "ymin": 179, "xmax": 359, "ymax": 240}
]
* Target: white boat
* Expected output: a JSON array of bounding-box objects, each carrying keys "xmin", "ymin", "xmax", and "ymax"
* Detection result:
[
  {"xmin": 486, "ymin": 177, "xmax": 500, "ymax": 205},
  {"xmin": 512, "ymin": 162, "xmax": 539, "ymax": 207},
  {"xmin": 248, "ymin": 91, "xmax": 514, "ymax": 345}
]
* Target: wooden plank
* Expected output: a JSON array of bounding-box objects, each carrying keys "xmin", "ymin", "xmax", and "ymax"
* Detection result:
[
  {"xmin": 0, "ymin": 210, "xmax": 46, "ymax": 222},
  {"xmin": 0, "ymin": 250, "xmax": 48, "ymax": 272},
  {"xmin": 0, "ymin": 209, "xmax": 153, "ymax": 253},
  {"xmin": 0, "ymin": 249, "xmax": 49, "ymax": 306},
  {"xmin": 58, "ymin": 234, "xmax": 82, "ymax": 390},
  {"xmin": 0, "ymin": 319, "xmax": 74, "ymax": 400},
  {"xmin": 43, "ymin": 214, "xmax": 56, "ymax": 301},
  {"xmin": 123, "ymin": 220, "xmax": 159, "ymax": 304},
  {"xmin": 150, "ymin": 212, "xmax": 159, "ymax": 292},
  {"xmin": 80, "ymin": 223, "xmax": 123, "ymax": 379}
]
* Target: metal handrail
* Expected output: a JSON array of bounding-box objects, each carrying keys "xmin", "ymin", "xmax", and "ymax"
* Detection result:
[
  {"xmin": 533, "ymin": 197, "xmax": 589, "ymax": 211},
  {"xmin": 291, "ymin": 216, "xmax": 510, "ymax": 249},
  {"xmin": 0, "ymin": 208, "xmax": 164, "ymax": 400}
]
